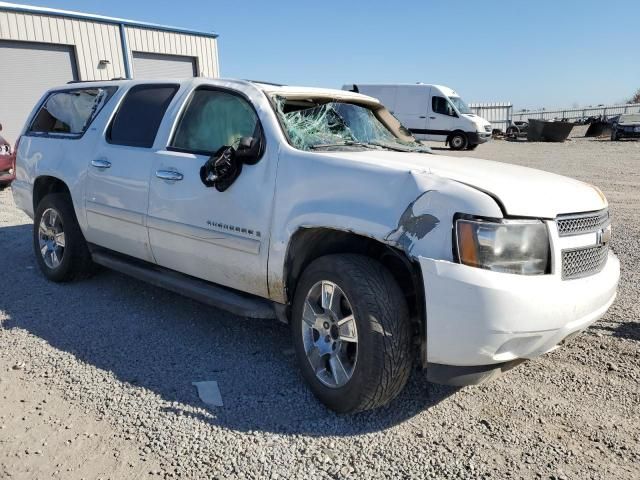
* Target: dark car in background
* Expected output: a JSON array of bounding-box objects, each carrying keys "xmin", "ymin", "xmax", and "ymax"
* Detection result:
[
  {"xmin": 0, "ymin": 123, "xmax": 16, "ymax": 190},
  {"xmin": 611, "ymin": 114, "xmax": 640, "ymax": 141}
]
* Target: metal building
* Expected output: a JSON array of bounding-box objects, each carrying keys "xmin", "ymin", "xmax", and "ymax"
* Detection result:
[{"xmin": 0, "ymin": 1, "xmax": 219, "ymax": 143}]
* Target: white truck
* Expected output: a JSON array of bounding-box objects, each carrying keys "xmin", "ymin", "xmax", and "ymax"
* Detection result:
[
  {"xmin": 343, "ymin": 83, "xmax": 492, "ymax": 150},
  {"xmin": 12, "ymin": 78, "xmax": 619, "ymax": 413}
]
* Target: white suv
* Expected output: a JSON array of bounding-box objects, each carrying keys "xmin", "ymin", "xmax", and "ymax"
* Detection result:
[{"xmin": 12, "ymin": 78, "xmax": 620, "ymax": 413}]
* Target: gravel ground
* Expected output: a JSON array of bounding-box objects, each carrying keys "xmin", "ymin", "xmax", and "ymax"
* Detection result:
[{"xmin": 1, "ymin": 131, "xmax": 639, "ymax": 479}]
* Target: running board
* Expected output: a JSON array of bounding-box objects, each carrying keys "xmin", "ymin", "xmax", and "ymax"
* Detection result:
[{"xmin": 91, "ymin": 250, "xmax": 276, "ymax": 319}]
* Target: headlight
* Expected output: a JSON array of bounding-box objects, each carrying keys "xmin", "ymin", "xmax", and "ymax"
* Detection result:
[{"xmin": 456, "ymin": 217, "xmax": 550, "ymax": 275}]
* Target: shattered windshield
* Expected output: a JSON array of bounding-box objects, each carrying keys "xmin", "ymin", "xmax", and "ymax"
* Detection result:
[
  {"xmin": 273, "ymin": 96, "xmax": 431, "ymax": 153},
  {"xmin": 448, "ymin": 96, "xmax": 472, "ymax": 115}
]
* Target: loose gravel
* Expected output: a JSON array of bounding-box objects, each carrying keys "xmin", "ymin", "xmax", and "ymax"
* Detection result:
[{"xmin": 0, "ymin": 130, "xmax": 639, "ymax": 479}]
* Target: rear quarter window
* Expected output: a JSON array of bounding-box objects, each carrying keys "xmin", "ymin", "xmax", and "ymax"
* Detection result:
[
  {"xmin": 28, "ymin": 87, "xmax": 117, "ymax": 137},
  {"xmin": 107, "ymin": 84, "xmax": 178, "ymax": 148}
]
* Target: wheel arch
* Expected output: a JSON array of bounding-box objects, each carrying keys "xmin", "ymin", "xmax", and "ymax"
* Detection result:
[
  {"xmin": 281, "ymin": 227, "xmax": 426, "ymax": 360},
  {"xmin": 446, "ymin": 129, "xmax": 467, "ymax": 145},
  {"xmin": 33, "ymin": 175, "xmax": 71, "ymax": 211}
]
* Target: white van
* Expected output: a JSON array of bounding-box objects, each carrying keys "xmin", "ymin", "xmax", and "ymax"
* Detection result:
[{"xmin": 343, "ymin": 83, "xmax": 492, "ymax": 150}]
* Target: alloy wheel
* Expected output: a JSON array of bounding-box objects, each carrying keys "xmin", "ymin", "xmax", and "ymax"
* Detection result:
[
  {"xmin": 301, "ymin": 280, "xmax": 358, "ymax": 388},
  {"xmin": 38, "ymin": 207, "xmax": 65, "ymax": 269}
]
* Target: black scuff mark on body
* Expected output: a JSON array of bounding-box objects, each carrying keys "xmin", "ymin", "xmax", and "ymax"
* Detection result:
[{"xmin": 385, "ymin": 191, "xmax": 440, "ymax": 253}]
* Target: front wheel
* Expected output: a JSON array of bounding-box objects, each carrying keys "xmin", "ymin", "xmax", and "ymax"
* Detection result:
[
  {"xmin": 291, "ymin": 254, "xmax": 412, "ymax": 413},
  {"xmin": 449, "ymin": 132, "xmax": 468, "ymax": 150}
]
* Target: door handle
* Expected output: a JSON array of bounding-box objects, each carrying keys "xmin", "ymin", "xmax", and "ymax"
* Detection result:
[
  {"xmin": 91, "ymin": 158, "xmax": 111, "ymax": 169},
  {"xmin": 156, "ymin": 170, "xmax": 184, "ymax": 181},
  {"xmin": 429, "ymin": 116, "xmax": 436, "ymax": 120},
  {"xmin": 419, "ymin": 116, "xmax": 427, "ymax": 119}
]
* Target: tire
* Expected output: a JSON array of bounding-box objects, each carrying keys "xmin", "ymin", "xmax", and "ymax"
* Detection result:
[
  {"xmin": 610, "ymin": 129, "xmax": 618, "ymax": 141},
  {"xmin": 449, "ymin": 132, "xmax": 468, "ymax": 150},
  {"xmin": 291, "ymin": 254, "xmax": 412, "ymax": 413},
  {"xmin": 466, "ymin": 143, "xmax": 479, "ymax": 151},
  {"xmin": 33, "ymin": 193, "xmax": 94, "ymax": 282}
]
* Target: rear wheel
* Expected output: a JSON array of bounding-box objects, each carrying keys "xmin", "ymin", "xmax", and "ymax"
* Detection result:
[
  {"xmin": 33, "ymin": 193, "xmax": 94, "ymax": 282},
  {"xmin": 291, "ymin": 254, "xmax": 412, "ymax": 413},
  {"xmin": 449, "ymin": 132, "xmax": 468, "ymax": 150},
  {"xmin": 610, "ymin": 128, "xmax": 618, "ymax": 141}
]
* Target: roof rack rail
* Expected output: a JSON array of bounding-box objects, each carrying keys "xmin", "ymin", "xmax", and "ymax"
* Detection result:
[
  {"xmin": 67, "ymin": 80, "xmax": 98, "ymax": 84},
  {"xmin": 246, "ymin": 79, "xmax": 286, "ymax": 87},
  {"xmin": 66, "ymin": 78, "xmax": 128, "ymax": 84}
]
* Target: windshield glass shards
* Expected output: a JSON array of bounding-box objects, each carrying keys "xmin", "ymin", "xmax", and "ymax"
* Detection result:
[{"xmin": 273, "ymin": 97, "xmax": 431, "ymax": 154}]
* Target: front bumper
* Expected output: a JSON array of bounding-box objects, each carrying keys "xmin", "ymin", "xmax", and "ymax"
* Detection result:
[
  {"xmin": 418, "ymin": 250, "xmax": 619, "ymax": 375},
  {"xmin": 467, "ymin": 131, "xmax": 492, "ymax": 145},
  {"xmin": 615, "ymin": 128, "xmax": 640, "ymax": 139},
  {"xmin": 0, "ymin": 153, "xmax": 16, "ymax": 186}
]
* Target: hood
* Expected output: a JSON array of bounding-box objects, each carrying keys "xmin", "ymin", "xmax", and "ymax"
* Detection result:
[
  {"xmin": 462, "ymin": 113, "xmax": 491, "ymax": 131},
  {"xmin": 321, "ymin": 150, "xmax": 606, "ymax": 218}
]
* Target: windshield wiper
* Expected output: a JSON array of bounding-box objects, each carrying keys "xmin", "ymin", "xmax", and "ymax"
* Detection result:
[
  {"xmin": 309, "ymin": 140, "xmax": 430, "ymax": 154},
  {"xmin": 309, "ymin": 141, "xmax": 380, "ymax": 150},
  {"xmin": 367, "ymin": 141, "xmax": 431, "ymax": 153}
]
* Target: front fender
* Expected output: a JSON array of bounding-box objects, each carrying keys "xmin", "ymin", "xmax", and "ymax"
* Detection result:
[{"xmin": 266, "ymin": 149, "xmax": 503, "ymax": 302}]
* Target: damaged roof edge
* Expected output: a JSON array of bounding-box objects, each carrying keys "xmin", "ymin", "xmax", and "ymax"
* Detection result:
[{"xmin": 0, "ymin": 1, "xmax": 219, "ymax": 38}]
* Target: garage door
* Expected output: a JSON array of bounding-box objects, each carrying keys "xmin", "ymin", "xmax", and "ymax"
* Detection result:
[
  {"xmin": 132, "ymin": 52, "xmax": 197, "ymax": 79},
  {"xmin": 0, "ymin": 41, "xmax": 78, "ymax": 145}
]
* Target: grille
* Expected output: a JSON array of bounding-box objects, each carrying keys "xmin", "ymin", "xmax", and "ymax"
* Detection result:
[
  {"xmin": 562, "ymin": 245, "xmax": 608, "ymax": 280},
  {"xmin": 556, "ymin": 209, "xmax": 609, "ymax": 237}
]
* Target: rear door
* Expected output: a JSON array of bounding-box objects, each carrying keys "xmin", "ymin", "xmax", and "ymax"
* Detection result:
[
  {"xmin": 146, "ymin": 86, "xmax": 277, "ymax": 298},
  {"xmin": 83, "ymin": 84, "xmax": 179, "ymax": 262}
]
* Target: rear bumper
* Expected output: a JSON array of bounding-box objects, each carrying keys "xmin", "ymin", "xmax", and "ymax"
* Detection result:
[{"xmin": 418, "ymin": 251, "xmax": 619, "ymax": 377}]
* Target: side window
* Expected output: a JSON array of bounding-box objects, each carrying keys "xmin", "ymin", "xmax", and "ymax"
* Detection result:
[
  {"xmin": 108, "ymin": 84, "xmax": 178, "ymax": 148},
  {"xmin": 170, "ymin": 89, "xmax": 260, "ymax": 154},
  {"xmin": 29, "ymin": 87, "xmax": 117, "ymax": 136},
  {"xmin": 432, "ymin": 96, "xmax": 456, "ymax": 117}
]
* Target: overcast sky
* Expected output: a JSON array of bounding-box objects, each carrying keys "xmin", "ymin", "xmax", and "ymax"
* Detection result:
[{"xmin": 14, "ymin": 0, "xmax": 640, "ymax": 110}]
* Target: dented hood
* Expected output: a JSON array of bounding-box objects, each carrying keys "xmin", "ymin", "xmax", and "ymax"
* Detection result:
[{"xmin": 322, "ymin": 151, "xmax": 607, "ymax": 218}]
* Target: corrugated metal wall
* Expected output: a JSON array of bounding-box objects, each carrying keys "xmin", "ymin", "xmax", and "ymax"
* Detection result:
[
  {"xmin": 512, "ymin": 103, "xmax": 640, "ymax": 122},
  {"xmin": 0, "ymin": 9, "xmax": 219, "ymax": 81},
  {"xmin": 125, "ymin": 26, "xmax": 218, "ymax": 78},
  {"xmin": 468, "ymin": 102, "xmax": 513, "ymax": 132},
  {"xmin": 0, "ymin": 10, "xmax": 125, "ymax": 80}
]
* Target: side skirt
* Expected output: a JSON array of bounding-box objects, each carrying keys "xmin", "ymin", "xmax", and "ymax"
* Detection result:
[{"xmin": 90, "ymin": 246, "xmax": 277, "ymax": 319}]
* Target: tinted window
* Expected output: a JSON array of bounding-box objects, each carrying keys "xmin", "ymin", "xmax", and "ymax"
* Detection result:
[
  {"xmin": 108, "ymin": 85, "xmax": 178, "ymax": 148},
  {"xmin": 29, "ymin": 87, "xmax": 117, "ymax": 136},
  {"xmin": 171, "ymin": 89, "xmax": 259, "ymax": 154},
  {"xmin": 432, "ymin": 96, "xmax": 456, "ymax": 117}
]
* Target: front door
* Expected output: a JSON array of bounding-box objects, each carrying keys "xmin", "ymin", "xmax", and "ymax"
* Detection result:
[
  {"xmin": 146, "ymin": 87, "xmax": 277, "ymax": 298},
  {"xmin": 84, "ymin": 84, "xmax": 179, "ymax": 262},
  {"xmin": 426, "ymin": 94, "xmax": 456, "ymax": 142}
]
